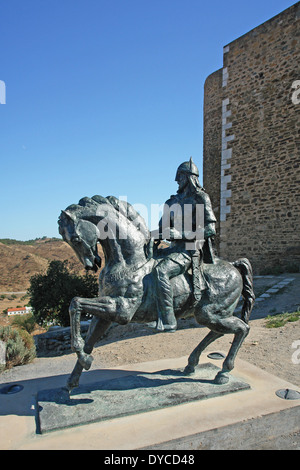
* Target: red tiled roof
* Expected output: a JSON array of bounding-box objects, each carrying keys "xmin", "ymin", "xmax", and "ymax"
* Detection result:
[{"xmin": 7, "ymin": 307, "xmax": 26, "ymax": 312}]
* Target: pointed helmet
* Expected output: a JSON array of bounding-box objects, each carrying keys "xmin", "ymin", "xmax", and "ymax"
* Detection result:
[{"xmin": 175, "ymin": 157, "xmax": 199, "ymax": 181}]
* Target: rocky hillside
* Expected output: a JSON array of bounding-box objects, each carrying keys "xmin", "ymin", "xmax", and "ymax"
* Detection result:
[
  {"xmin": 0, "ymin": 238, "xmax": 98, "ymax": 292},
  {"xmin": 0, "ymin": 236, "xmax": 168, "ymax": 293}
]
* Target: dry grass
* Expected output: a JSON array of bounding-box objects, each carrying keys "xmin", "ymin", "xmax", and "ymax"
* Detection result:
[{"xmin": 0, "ymin": 238, "xmax": 99, "ymax": 292}]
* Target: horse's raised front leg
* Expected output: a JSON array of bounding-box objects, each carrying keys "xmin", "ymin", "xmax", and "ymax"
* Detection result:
[
  {"xmin": 67, "ymin": 316, "xmax": 112, "ymax": 392},
  {"xmin": 69, "ymin": 296, "xmax": 116, "ymax": 371},
  {"xmin": 69, "ymin": 295, "xmax": 137, "ymax": 374}
]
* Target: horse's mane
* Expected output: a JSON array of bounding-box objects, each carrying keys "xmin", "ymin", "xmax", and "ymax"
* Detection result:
[{"xmin": 63, "ymin": 195, "xmax": 150, "ymax": 237}]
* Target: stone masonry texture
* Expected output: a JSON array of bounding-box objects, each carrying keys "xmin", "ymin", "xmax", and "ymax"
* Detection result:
[{"xmin": 203, "ymin": 2, "xmax": 300, "ymax": 274}]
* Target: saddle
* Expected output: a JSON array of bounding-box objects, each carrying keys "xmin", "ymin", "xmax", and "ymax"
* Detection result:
[{"xmin": 147, "ymin": 237, "xmax": 215, "ymax": 302}]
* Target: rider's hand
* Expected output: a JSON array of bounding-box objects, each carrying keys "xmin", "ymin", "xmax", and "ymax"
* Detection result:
[{"xmin": 169, "ymin": 227, "xmax": 182, "ymax": 240}]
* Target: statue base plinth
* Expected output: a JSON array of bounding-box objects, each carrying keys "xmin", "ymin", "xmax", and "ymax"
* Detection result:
[
  {"xmin": 37, "ymin": 363, "xmax": 249, "ymax": 434},
  {"xmin": 3, "ymin": 355, "xmax": 298, "ymax": 449}
]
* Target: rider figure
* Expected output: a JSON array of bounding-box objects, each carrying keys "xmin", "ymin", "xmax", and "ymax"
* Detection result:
[{"xmin": 149, "ymin": 158, "xmax": 216, "ymax": 332}]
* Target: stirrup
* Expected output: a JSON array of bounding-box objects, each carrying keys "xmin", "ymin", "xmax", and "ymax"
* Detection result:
[
  {"xmin": 146, "ymin": 319, "xmax": 177, "ymax": 332},
  {"xmin": 160, "ymin": 317, "xmax": 177, "ymax": 332},
  {"xmin": 163, "ymin": 325, "xmax": 177, "ymax": 333},
  {"xmin": 146, "ymin": 321, "xmax": 158, "ymax": 330}
]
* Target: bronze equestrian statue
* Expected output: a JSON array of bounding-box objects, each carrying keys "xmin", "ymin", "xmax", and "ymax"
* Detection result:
[{"xmin": 58, "ymin": 159, "xmax": 255, "ymax": 392}]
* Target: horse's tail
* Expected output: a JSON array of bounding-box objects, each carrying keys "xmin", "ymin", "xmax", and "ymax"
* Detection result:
[{"xmin": 232, "ymin": 258, "xmax": 255, "ymax": 324}]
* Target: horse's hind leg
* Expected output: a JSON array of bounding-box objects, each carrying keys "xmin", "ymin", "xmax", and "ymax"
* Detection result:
[
  {"xmin": 184, "ymin": 330, "xmax": 223, "ymax": 375},
  {"xmin": 67, "ymin": 316, "xmax": 112, "ymax": 392},
  {"xmin": 213, "ymin": 317, "xmax": 250, "ymax": 384}
]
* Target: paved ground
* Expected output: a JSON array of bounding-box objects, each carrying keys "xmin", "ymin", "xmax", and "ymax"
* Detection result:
[{"xmin": 250, "ymin": 273, "xmax": 300, "ymax": 320}]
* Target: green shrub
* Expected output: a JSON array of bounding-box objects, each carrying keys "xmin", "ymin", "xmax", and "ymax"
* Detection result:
[
  {"xmin": 265, "ymin": 310, "xmax": 300, "ymax": 328},
  {"xmin": 28, "ymin": 260, "xmax": 98, "ymax": 327},
  {"xmin": 0, "ymin": 326, "xmax": 36, "ymax": 371},
  {"xmin": 11, "ymin": 313, "xmax": 36, "ymax": 334}
]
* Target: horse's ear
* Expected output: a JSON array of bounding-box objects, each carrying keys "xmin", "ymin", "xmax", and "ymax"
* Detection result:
[{"xmin": 61, "ymin": 210, "xmax": 76, "ymax": 222}]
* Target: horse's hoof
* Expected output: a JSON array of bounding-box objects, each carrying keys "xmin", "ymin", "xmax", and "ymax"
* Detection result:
[
  {"xmin": 66, "ymin": 377, "xmax": 78, "ymax": 393},
  {"xmin": 214, "ymin": 371, "xmax": 229, "ymax": 385},
  {"xmin": 78, "ymin": 352, "xmax": 94, "ymax": 370},
  {"xmin": 183, "ymin": 364, "xmax": 195, "ymax": 375},
  {"xmin": 59, "ymin": 387, "xmax": 71, "ymax": 401}
]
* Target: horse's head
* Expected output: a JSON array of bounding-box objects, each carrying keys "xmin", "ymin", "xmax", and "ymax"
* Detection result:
[
  {"xmin": 58, "ymin": 210, "xmax": 102, "ymax": 272},
  {"xmin": 59, "ymin": 195, "xmax": 151, "ymax": 272}
]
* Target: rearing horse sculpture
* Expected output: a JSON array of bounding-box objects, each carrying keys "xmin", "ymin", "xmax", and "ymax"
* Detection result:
[{"xmin": 58, "ymin": 195, "xmax": 255, "ymax": 392}]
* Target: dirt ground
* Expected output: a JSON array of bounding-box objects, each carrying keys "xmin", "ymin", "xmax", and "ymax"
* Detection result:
[{"xmin": 88, "ymin": 315, "xmax": 300, "ymax": 388}]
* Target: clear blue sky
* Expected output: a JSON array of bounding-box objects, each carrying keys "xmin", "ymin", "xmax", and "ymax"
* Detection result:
[{"xmin": 0, "ymin": 0, "xmax": 296, "ymax": 239}]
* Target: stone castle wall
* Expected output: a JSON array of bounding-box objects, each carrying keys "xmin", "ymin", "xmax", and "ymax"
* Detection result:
[
  {"xmin": 203, "ymin": 2, "xmax": 300, "ymax": 274},
  {"xmin": 203, "ymin": 69, "xmax": 223, "ymax": 248}
]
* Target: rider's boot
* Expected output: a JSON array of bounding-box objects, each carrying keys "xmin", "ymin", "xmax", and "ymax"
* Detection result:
[
  {"xmin": 158, "ymin": 267, "xmax": 177, "ymax": 331},
  {"xmin": 159, "ymin": 306, "xmax": 177, "ymax": 332},
  {"xmin": 147, "ymin": 268, "xmax": 177, "ymax": 332}
]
